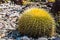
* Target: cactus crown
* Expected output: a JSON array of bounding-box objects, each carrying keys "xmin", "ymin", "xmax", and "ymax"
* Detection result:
[{"xmin": 18, "ymin": 8, "xmax": 56, "ymax": 38}]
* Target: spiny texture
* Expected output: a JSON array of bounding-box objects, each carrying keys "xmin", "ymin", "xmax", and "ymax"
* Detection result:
[{"xmin": 18, "ymin": 8, "xmax": 56, "ymax": 38}]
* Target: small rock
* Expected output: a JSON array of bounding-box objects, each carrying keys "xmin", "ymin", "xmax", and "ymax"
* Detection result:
[
  {"xmin": 20, "ymin": 36, "xmax": 30, "ymax": 40},
  {"xmin": 38, "ymin": 37, "xmax": 48, "ymax": 40}
]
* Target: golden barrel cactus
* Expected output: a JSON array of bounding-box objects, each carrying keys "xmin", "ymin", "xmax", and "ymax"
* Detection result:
[{"xmin": 18, "ymin": 8, "xmax": 56, "ymax": 37}]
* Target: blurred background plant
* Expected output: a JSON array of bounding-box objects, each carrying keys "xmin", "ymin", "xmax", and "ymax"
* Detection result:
[{"xmin": 0, "ymin": 0, "xmax": 10, "ymax": 3}]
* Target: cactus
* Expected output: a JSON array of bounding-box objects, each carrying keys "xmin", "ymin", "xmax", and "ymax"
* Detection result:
[{"xmin": 18, "ymin": 8, "xmax": 56, "ymax": 38}]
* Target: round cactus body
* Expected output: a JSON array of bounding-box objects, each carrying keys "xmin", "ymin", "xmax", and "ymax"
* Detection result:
[{"xmin": 18, "ymin": 8, "xmax": 56, "ymax": 38}]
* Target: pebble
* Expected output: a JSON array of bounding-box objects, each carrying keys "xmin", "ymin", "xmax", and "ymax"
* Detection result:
[
  {"xmin": 20, "ymin": 36, "xmax": 30, "ymax": 40},
  {"xmin": 38, "ymin": 37, "xmax": 48, "ymax": 40}
]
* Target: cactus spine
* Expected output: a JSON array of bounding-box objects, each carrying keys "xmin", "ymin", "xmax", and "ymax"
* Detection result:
[{"xmin": 18, "ymin": 8, "xmax": 56, "ymax": 37}]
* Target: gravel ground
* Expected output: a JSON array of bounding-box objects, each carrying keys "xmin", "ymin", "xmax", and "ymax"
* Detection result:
[{"xmin": 0, "ymin": 2, "xmax": 25, "ymax": 39}]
